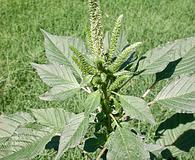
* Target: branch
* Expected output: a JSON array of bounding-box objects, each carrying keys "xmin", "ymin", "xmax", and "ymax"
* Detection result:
[
  {"xmin": 86, "ymin": 87, "xmax": 92, "ymax": 93},
  {"xmin": 142, "ymin": 89, "xmax": 151, "ymax": 98},
  {"xmin": 96, "ymin": 147, "xmax": 107, "ymax": 160},
  {"xmin": 118, "ymin": 75, "xmax": 134, "ymax": 91},
  {"xmin": 110, "ymin": 113, "xmax": 120, "ymax": 127},
  {"xmin": 148, "ymin": 101, "xmax": 155, "ymax": 107},
  {"xmin": 82, "ymin": 87, "xmax": 92, "ymax": 93},
  {"xmin": 142, "ymin": 81, "xmax": 157, "ymax": 98}
]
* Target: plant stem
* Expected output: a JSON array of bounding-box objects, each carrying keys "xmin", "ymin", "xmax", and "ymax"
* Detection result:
[
  {"xmin": 148, "ymin": 101, "xmax": 155, "ymax": 106},
  {"xmin": 96, "ymin": 147, "xmax": 107, "ymax": 160},
  {"xmin": 118, "ymin": 75, "xmax": 134, "ymax": 91},
  {"xmin": 142, "ymin": 81, "xmax": 157, "ymax": 98},
  {"xmin": 110, "ymin": 113, "xmax": 120, "ymax": 127},
  {"xmin": 82, "ymin": 87, "xmax": 92, "ymax": 93},
  {"xmin": 101, "ymin": 100, "xmax": 113, "ymax": 133},
  {"xmin": 101, "ymin": 77, "xmax": 113, "ymax": 133},
  {"xmin": 142, "ymin": 89, "xmax": 151, "ymax": 98}
]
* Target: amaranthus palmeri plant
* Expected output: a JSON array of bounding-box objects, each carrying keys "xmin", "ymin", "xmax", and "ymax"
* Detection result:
[{"xmin": 0, "ymin": 0, "xmax": 195, "ymax": 159}]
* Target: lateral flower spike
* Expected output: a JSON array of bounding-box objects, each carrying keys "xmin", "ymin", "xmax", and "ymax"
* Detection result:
[
  {"xmin": 109, "ymin": 42, "xmax": 142, "ymax": 72},
  {"xmin": 108, "ymin": 14, "xmax": 124, "ymax": 62},
  {"xmin": 86, "ymin": 29, "xmax": 94, "ymax": 53},
  {"xmin": 88, "ymin": 0, "xmax": 103, "ymax": 56},
  {"xmin": 109, "ymin": 74, "xmax": 131, "ymax": 91},
  {"xmin": 70, "ymin": 46, "xmax": 96, "ymax": 75}
]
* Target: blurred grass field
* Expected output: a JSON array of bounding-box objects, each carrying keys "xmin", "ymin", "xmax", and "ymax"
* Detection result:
[{"xmin": 0, "ymin": 0, "xmax": 195, "ymax": 159}]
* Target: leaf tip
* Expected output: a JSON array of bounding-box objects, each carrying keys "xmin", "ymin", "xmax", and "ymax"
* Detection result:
[{"xmin": 40, "ymin": 28, "xmax": 47, "ymax": 35}]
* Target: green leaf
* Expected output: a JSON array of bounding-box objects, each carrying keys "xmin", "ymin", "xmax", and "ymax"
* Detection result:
[
  {"xmin": 84, "ymin": 91, "xmax": 101, "ymax": 116},
  {"xmin": 107, "ymin": 127, "xmax": 150, "ymax": 160},
  {"xmin": 119, "ymin": 95, "xmax": 155, "ymax": 124},
  {"xmin": 103, "ymin": 31, "xmax": 110, "ymax": 54},
  {"xmin": 84, "ymin": 133, "xmax": 107, "ymax": 153},
  {"xmin": 0, "ymin": 108, "xmax": 83, "ymax": 160},
  {"xmin": 0, "ymin": 127, "xmax": 54, "ymax": 160},
  {"xmin": 41, "ymin": 29, "xmax": 85, "ymax": 79},
  {"xmin": 154, "ymin": 75, "xmax": 195, "ymax": 112},
  {"xmin": 55, "ymin": 113, "xmax": 89, "ymax": 160},
  {"xmin": 155, "ymin": 58, "xmax": 182, "ymax": 82},
  {"xmin": 33, "ymin": 64, "xmax": 81, "ymax": 101},
  {"xmin": 144, "ymin": 143, "xmax": 164, "ymax": 155},
  {"xmin": 114, "ymin": 31, "xmax": 129, "ymax": 57},
  {"xmin": 0, "ymin": 111, "xmax": 57, "ymax": 160},
  {"xmin": 32, "ymin": 63, "xmax": 78, "ymax": 87},
  {"xmin": 156, "ymin": 113, "xmax": 195, "ymax": 157},
  {"xmin": 31, "ymin": 108, "xmax": 75, "ymax": 132},
  {"xmin": 139, "ymin": 37, "xmax": 195, "ymax": 75},
  {"xmin": 83, "ymin": 138, "xmax": 100, "ymax": 153},
  {"xmin": 156, "ymin": 113, "xmax": 195, "ymax": 146},
  {"xmin": 0, "ymin": 112, "xmax": 35, "ymax": 138},
  {"xmin": 173, "ymin": 46, "xmax": 195, "ymax": 76},
  {"xmin": 39, "ymin": 84, "xmax": 81, "ymax": 101},
  {"xmin": 109, "ymin": 42, "xmax": 142, "ymax": 72},
  {"xmin": 32, "ymin": 63, "xmax": 81, "ymax": 101}
]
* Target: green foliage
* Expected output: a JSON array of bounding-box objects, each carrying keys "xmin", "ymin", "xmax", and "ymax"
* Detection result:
[
  {"xmin": 88, "ymin": 0, "xmax": 103, "ymax": 55},
  {"xmin": 154, "ymin": 75, "xmax": 195, "ymax": 112},
  {"xmin": 1, "ymin": 0, "xmax": 195, "ymax": 159},
  {"xmin": 71, "ymin": 46, "xmax": 96, "ymax": 75},
  {"xmin": 155, "ymin": 113, "xmax": 195, "ymax": 158},
  {"xmin": 138, "ymin": 37, "xmax": 195, "ymax": 75},
  {"xmin": 109, "ymin": 74, "xmax": 130, "ymax": 91},
  {"xmin": 108, "ymin": 15, "xmax": 124, "ymax": 62},
  {"xmin": 108, "ymin": 42, "xmax": 142, "ymax": 72},
  {"xmin": 0, "ymin": 108, "xmax": 79, "ymax": 160},
  {"xmin": 106, "ymin": 127, "xmax": 150, "ymax": 160},
  {"xmin": 118, "ymin": 95, "xmax": 155, "ymax": 124},
  {"xmin": 55, "ymin": 113, "xmax": 89, "ymax": 160}
]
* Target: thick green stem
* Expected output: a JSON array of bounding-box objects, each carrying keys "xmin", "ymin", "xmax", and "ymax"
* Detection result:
[
  {"xmin": 100, "ymin": 80, "xmax": 113, "ymax": 133},
  {"xmin": 101, "ymin": 95, "xmax": 113, "ymax": 133}
]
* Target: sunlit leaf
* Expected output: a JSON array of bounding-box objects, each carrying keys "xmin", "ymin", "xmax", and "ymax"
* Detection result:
[
  {"xmin": 119, "ymin": 95, "xmax": 155, "ymax": 124},
  {"xmin": 107, "ymin": 127, "xmax": 150, "ymax": 160},
  {"xmin": 55, "ymin": 113, "xmax": 89, "ymax": 160},
  {"xmin": 156, "ymin": 113, "xmax": 195, "ymax": 157},
  {"xmin": 32, "ymin": 63, "xmax": 78, "ymax": 87},
  {"xmin": 154, "ymin": 75, "xmax": 195, "ymax": 112},
  {"xmin": 139, "ymin": 37, "xmax": 195, "ymax": 75}
]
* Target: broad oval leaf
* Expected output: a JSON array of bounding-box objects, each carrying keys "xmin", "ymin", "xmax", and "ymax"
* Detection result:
[
  {"xmin": 119, "ymin": 95, "xmax": 155, "ymax": 124},
  {"xmin": 84, "ymin": 91, "xmax": 101, "ymax": 116},
  {"xmin": 39, "ymin": 84, "xmax": 81, "ymax": 101},
  {"xmin": 0, "ymin": 112, "xmax": 35, "ymax": 138},
  {"xmin": 55, "ymin": 113, "xmax": 89, "ymax": 160},
  {"xmin": 84, "ymin": 133, "xmax": 107, "ymax": 153},
  {"xmin": 154, "ymin": 75, "xmax": 195, "ymax": 112},
  {"xmin": 156, "ymin": 113, "xmax": 195, "ymax": 157},
  {"xmin": 41, "ymin": 29, "xmax": 85, "ymax": 79},
  {"xmin": 173, "ymin": 46, "xmax": 195, "ymax": 76},
  {"xmin": 0, "ymin": 108, "xmax": 83, "ymax": 160},
  {"xmin": 32, "ymin": 63, "xmax": 81, "ymax": 101},
  {"xmin": 107, "ymin": 127, "xmax": 150, "ymax": 160},
  {"xmin": 114, "ymin": 31, "xmax": 129, "ymax": 57},
  {"xmin": 32, "ymin": 63, "xmax": 78, "ymax": 87},
  {"xmin": 31, "ymin": 108, "xmax": 75, "ymax": 132},
  {"xmin": 0, "ymin": 126, "xmax": 54, "ymax": 160},
  {"xmin": 103, "ymin": 31, "xmax": 110, "ymax": 54},
  {"xmin": 139, "ymin": 37, "xmax": 195, "ymax": 75}
]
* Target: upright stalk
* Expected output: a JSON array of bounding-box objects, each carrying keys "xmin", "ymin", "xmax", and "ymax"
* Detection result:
[{"xmin": 88, "ymin": 0, "xmax": 103, "ymax": 56}]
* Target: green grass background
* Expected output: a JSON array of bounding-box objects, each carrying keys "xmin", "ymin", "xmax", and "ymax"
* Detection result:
[{"xmin": 0, "ymin": 0, "xmax": 195, "ymax": 159}]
